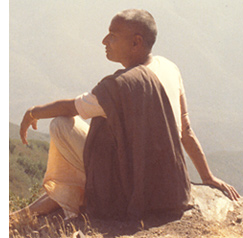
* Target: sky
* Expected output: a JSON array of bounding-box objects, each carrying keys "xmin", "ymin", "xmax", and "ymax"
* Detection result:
[{"xmin": 9, "ymin": 0, "xmax": 243, "ymax": 152}]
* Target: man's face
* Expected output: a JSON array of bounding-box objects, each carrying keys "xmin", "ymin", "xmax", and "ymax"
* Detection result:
[{"xmin": 102, "ymin": 17, "xmax": 134, "ymax": 66}]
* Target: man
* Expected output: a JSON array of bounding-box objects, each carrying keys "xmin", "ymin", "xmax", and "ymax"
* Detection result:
[{"xmin": 12, "ymin": 9, "xmax": 240, "ymax": 221}]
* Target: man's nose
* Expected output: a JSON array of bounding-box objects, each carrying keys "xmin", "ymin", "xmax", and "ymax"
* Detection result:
[{"xmin": 102, "ymin": 34, "xmax": 109, "ymax": 45}]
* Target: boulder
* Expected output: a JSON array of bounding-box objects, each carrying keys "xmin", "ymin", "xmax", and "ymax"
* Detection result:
[{"xmin": 190, "ymin": 183, "xmax": 242, "ymax": 222}]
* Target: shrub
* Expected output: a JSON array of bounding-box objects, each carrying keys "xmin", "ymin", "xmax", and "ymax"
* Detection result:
[
  {"xmin": 9, "ymin": 139, "xmax": 48, "ymax": 199},
  {"xmin": 9, "ymin": 139, "xmax": 16, "ymax": 154},
  {"xmin": 9, "ymin": 183, "xmax": 43, "ymax": 212}
]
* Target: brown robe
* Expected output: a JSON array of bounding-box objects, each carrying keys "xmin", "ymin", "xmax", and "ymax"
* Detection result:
[{"xmin": 83, "ymin": 65, "xmax": 191, "ymax": 220}]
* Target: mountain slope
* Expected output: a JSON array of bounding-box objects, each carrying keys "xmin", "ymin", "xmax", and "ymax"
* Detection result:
[
  {"xmin": 9, "ymin": 123, "xmax": 50, "ymax": 199},
  {"xmin": 9, "ymin": 122, "xmax": 50, "ymax": 142}
]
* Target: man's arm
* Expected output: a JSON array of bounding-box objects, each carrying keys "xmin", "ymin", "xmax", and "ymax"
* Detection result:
[
  {"xmin": 20, "ymin": 99, "xmax": 78, "ymax": 144},
  {"xmin": 180, "ymin": 94, "xmax": 240, "ymax": 201}
]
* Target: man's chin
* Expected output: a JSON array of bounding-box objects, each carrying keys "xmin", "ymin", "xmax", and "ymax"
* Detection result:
[
  {"xmin": 106, "ymin": 54, "xmax": 118, "ymax": 63},
  {"xmin": 106, "ymin": 53, "xmax": 120, "ymax": 63}
]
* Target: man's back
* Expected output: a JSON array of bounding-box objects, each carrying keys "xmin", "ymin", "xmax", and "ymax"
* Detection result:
[
  {"xmin": 84, "ymin": 65, "xmax": 191, "ymax": 220},
  {"xmin": 147, "ymin": 56, "xmax": 184, "ymax": 136}
]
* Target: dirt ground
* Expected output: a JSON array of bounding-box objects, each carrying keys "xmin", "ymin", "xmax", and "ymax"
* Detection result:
[{"xmin": 10, "ymin": 201, "xmax": 243, "ymax": 238}]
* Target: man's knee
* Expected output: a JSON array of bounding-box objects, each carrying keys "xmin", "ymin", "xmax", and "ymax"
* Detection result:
[{"xmin": 49, "ymin": 116, "xmax": 75, "ymax": 138}]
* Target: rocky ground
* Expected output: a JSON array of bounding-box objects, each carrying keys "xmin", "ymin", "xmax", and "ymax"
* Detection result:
[{"xmin": 10, "ymin": 184, "xmax": 243, "ymax": 238}]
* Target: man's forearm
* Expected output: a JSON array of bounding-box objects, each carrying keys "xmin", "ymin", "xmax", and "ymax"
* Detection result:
[
  {"xmin": 180, "ymin": 93, "xmax": 213, "ymax": 182},
  {"xmin": 180, "ymin": 95, "xmax": 240, "ymax": 200},
  {"xmin": 181, "ymin": 127, "xmax": 213, "ymax": 182},
  {"xmin": 20, "ymin": 99, "xmax": 78, "ymax": 144},
  {"xmin": 30, "ymin": 99, "xmax": 78, "ymax": 119}
]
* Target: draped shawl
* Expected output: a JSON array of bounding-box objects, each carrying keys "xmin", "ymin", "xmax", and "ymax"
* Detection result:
[{"xmin": 83, "ymin": 65, "xmax": 191, "ymax": 220}]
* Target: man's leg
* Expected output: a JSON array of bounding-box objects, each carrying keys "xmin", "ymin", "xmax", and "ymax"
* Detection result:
[
  {"xmin": 10, "ymin": 116, "xmax": 89, "ymax": 220},
  {"xmin": 44, "ymin": 116, "xmax": 89, "ymax": 219},
  {"xmin": 10, "ymin": 193, "xmax": 60, "ymax": 220}
]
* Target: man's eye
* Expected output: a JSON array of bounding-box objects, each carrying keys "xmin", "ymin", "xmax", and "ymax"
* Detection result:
[{"xmin": 109, "ymin": 34, "xmax": 115, "ymax": 40}]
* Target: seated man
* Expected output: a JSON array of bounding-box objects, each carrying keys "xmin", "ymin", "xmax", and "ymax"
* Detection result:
[{"xmin": 11, "ymin": 9, "xmax": 240, "ymax": 221}]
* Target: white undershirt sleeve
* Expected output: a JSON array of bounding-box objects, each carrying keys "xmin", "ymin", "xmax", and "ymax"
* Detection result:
[{"xmin": 75, "ymin": 92, "xmax": 107, "ymax": 119}]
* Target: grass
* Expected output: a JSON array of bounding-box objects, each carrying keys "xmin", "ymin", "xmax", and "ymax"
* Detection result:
[{"xmin": 9, "ymin": 211, "xmax": 102, "ymax": 238}]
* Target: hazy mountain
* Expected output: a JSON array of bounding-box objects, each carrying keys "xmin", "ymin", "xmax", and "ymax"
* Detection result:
[
  {"xmin": 185, "ymin": 151, "xmax": 243, "ymax": 196},
  {"xmin": 9, "ymin": 1, "xmax": 243, "ymax": 154},
  {"xmin": 9, "ymin": 122, "xmax": 50, "ymax": 142}
]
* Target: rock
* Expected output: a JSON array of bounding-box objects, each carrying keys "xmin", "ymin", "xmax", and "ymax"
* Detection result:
[
  {"xmin": 72, "ymin": 230, "xmax": 85, "ymax": 238},
  {"xmin": 190, "ymin": 184, "xmax": 238, "ymax": 222},
  {"xmin": 236, "ymin": 217, "xmax": 242, "ymax": 224}
]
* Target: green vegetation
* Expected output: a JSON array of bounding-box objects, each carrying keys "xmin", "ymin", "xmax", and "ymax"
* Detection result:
[{"xmin": 9, "ymin": 138, "xmax": 49, "ymax": 212}]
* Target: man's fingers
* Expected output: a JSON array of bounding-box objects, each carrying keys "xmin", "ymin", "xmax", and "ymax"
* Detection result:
[
  {"xmin": 204, "ymin": 177, "xmax": 240, "ymax": 201},
  {"xmin": 230, "ymin": 185, "xmax": 241, "ymax": 201},
  {"xmin": 31, "ymin": 119, "xmax": 38, "ymax": 130},
  {"xmin": 20, "ymin": 117, "xmax": 31, "ymax": 145},
  {"xmin": 222, "ymin": 183, "xmax": 240, "ymax": 201},
  {"xmin": 224, "ymin": 184, "xmax": 234, "ymax": 200},
  {"xmin": 20, "ymin": 127, "xmax": 28, "ymax": 144},
  {"xmin": 19, "ymin": 110, "xmax": 39, "ymax": 144},
  {"xmin": 22, "ymin": 137, "xmax": 28, "ymax": 145}
]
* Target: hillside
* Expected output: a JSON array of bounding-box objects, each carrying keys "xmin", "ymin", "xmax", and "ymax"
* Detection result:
[
  {"xmin": 9, "ymin": 122, "xmax": 49, "ymax": 203},
  {"xmin": 9, "ymin": 122, "xmax": 50, "ymax": 142},
  {"xmin": 9, "ymin": 138, "xmax": 49, "ymax": 199}
]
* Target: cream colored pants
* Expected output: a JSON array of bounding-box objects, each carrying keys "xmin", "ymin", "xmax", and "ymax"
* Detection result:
[{"xmin": 43, "ymin": 116, "xmax": 89, "ymax": 219}]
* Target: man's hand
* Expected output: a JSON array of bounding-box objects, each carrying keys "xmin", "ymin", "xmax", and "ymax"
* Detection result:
[
  {"xmin": 20, "ymin": 108, "xmax": 38, "ymax": 144},
  {"xmin": 203, "ymin": 175, "xmax": 241, "ymax": 201},
  {"xmin": 19, "ymin": 99, "xmax": 78, "ymax": 145}
]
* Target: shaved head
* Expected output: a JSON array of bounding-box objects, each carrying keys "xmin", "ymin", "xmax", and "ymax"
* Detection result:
[{"xmin": 113, "ymin": 9, "xmax": 158, "ymax": 50}]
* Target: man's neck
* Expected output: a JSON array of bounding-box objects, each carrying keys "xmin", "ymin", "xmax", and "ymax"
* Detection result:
[{"xmin": 123, "ymin": 53, "xmax": 153, "ymax": 69}]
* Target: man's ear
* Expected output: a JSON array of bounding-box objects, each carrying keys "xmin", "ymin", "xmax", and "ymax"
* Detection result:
[{"xmin": 132, "ymin": 34, "xmax": 144, "ymax": 51}]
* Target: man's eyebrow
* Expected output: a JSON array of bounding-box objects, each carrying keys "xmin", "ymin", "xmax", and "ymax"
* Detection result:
[
  {"xmin": 109, "ymin": 28, "xmax": 118, "ymax": 33},
  {"xmin": 109, "ymin": 25, "xmax": 120, "ymax": 33}
]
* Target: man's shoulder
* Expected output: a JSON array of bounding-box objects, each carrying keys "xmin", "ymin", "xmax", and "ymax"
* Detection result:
[
  {"xmin": 152, "ymin": 55, "xmax": 180, "ymax": 70},
  {"xmin": 100, "ymin": 66, "xmax": 147, "ymax": 84},
  {"xmin": 114, "ymin": 65, "xmax": 157, "ymax": 86},
  {"xmin": 100, "ymin": 68, "xmax": 127, "ymax": 82},
  {"xmin": 93, "ymin": 69, "xmax": 128, "ymax": 92}
]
